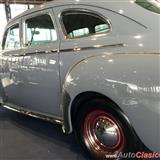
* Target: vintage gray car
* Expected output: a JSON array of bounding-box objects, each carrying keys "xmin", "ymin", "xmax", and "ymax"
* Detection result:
[{"xmin": 0, "ymin": 0, "xmax": 160, "ymax": 159}]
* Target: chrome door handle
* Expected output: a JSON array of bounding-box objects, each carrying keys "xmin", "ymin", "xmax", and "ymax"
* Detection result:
[{"xmin": 45, "ymin": 49, "xmax": 59, "ymax": 54}]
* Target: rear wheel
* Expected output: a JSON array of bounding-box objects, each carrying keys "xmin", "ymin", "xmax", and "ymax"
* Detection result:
[{"xmin": 74, "ymin": 99, "xmax": 140, "ymax": 159}]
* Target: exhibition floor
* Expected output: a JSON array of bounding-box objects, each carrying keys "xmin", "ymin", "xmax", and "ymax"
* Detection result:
[{"xmin": 0, "ymin": 107, "xmax": 88, "ymax": 160}]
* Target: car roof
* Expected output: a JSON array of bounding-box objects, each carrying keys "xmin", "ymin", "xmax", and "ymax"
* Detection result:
[
  {"xmin": 7, "ymin": 0, "xmax": 159, "ymax": 30},
  {"xmin": 8, "ymin": 0, "xmax": 135, "ymax": 23}
]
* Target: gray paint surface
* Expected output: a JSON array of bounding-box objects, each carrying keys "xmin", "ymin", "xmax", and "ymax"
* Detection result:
[
  {"xmin": 0, "ymin": 0, "xmax": 159, "ymax": 153},
  {"xmin": 63, "ymin": 54, "xmax": 160, "ymax": 153}
]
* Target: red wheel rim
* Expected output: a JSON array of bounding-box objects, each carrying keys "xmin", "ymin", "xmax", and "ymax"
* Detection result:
[{"xmin": 83, "ymin": 110, "xmax": 125, "ymax": 159}]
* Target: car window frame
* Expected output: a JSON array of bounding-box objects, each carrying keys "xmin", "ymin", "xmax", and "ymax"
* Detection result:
[
  {"xmin": 60, "ymin": 8, "xmax": 112, "ymax": 40},
  {"xmin": 2, "ymin": 22, "xmax": 21, "ymax": 50},
  {"xmin": 23, "ymin": 11, "xmax": 58, "ymax": 47}
]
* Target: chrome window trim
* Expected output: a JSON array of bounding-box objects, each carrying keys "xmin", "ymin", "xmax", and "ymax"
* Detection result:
[
  {"xmin": 59, "ymin": 8, "xmax": 112, "ymax": 40},
  {"xmin": 22, "ymin": 11, "xmax": 58, "ymax": 47}
]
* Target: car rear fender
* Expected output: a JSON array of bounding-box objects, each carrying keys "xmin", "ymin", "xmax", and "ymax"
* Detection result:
[{"xmin": 62, "ymin": 53, "xmax": 160, "ymax": 153}]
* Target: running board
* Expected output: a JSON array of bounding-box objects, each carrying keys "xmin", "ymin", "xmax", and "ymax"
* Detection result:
[{"xmin": 2, "ymin": 103, "xmax": 63, "ymax": 126}]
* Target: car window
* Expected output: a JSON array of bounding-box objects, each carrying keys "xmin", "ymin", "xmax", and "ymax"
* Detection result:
[
  {"xmin": 62, "ymin": 11, "xmax": 111, "ymax": 39},
  {"xmin": 69, "ymin": 28, "xmax": 89, "ymax": 38},
  {"xmin": 26, "ymin": 14, "xmax": 57, "ymax": 46},
  {"xmin": 3, "ymin": 24, "xmax": 20, "ymax": 50}
]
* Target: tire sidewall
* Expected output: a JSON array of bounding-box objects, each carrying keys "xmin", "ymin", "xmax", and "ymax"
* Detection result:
[{"xmin": 74, "ymin": 99, "xmax": 138, "ymax": 160}]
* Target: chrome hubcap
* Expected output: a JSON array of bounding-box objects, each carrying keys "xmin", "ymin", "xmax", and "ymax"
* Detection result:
[
  {"xmin": 83, "ymin": 110, "xmax": 125, "ymax": 159},
  {"xmin": 95, "ymin": 118, "xmax": 119, "ymax": 147}
]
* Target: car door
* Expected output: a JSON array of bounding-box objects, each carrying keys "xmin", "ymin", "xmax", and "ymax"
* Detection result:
[
  {"xmin": 1, "ymin": 20, "xmax": 24, "ymax": 105},
  {"xmin": 20, "ymin": 9, "xmax": 61, "ymax": 117},
  {"xmin": 53, "ymin": 5, "xmax": 115, "ymax": 84}
]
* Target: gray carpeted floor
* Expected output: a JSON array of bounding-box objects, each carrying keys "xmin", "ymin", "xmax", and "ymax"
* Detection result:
[{"xmin": 0, "ymin": 107, "xmax": 88, "ymax": 160}]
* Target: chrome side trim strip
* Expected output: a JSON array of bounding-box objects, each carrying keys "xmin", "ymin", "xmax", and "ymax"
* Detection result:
[
  {"xmin": 13, "ymin": 49, "xmax": 59, "ymax": 57},
  {"xmin": 2, "ymin": 103, "xmax": 63, "ymax": 125},
  {"xmin": 60, "ymin": 43, "xmax": 126, "ymax": 53},
  {"xmin": 9, "ymin": 43, "xmax": 125, "ymax": 57}
]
